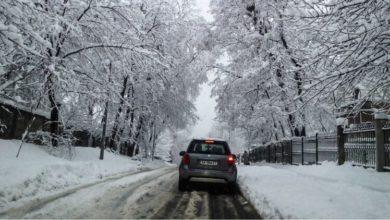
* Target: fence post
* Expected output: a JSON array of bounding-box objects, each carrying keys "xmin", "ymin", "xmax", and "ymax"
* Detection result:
[
  {"xmin": 290, "ymin": 140, "xmax": 293, "ymax": 164},
  {"xmin": 267, "ymin": 145, "xmax": 270, "ymax": 162},
  {"xmin": 282, "ymin": 142, "xmax": 285, "ymax": 164},
  {"xmin": 274, "ymin": 144, "xmax": 277, "ymax": 163},
  {"xmin": 374, "ymin": 112, "xmax": 386, "ymax": 172},
  {"xmin": 315, "ymin": 133, "xmax": 319, "ymax": 164},
  {"xmin": 336, "ymin": 124, "xmax": 345, "ymax": 165},
  {"xmin": 301, "ymin": 136, "xmax": 304, "ymax": 165}
]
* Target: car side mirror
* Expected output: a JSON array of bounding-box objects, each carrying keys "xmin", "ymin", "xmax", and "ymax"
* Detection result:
[{"xmin": 179, "ymin": 151, "xmax": 186, "ymax": 156}]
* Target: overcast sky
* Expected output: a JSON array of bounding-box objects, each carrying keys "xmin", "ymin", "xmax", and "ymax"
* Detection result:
[
  {"xmin": 191, "ymin": 0, "xmax": 215, "ymax": 138},
  {"xmin": 194, "ymin": 0, "xmax": 213, "ymax": 22}
]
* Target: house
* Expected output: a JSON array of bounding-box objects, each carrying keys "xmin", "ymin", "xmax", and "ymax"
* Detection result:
[
  {"xmin": 336, "ymin": 88, "xmax": 390, "ymax": 128},
  {"xmin": 0, "ymin": 97, "xmax": 50, "ymax": 139}
]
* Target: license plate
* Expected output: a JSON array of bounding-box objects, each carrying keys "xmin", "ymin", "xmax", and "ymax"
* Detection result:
[{"xmin": 199, "ymin": 160, "xmax": 218, "ymax": 166}]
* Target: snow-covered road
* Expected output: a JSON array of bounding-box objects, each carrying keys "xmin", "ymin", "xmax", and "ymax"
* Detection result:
[{"xmin": 0, "ymin": 166, "xmax": 260, "ymax": 219}]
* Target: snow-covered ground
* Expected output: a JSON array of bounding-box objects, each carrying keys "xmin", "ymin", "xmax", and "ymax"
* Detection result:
[
  {"xmin": 5, "ymin": 137, "xmax": 390, "ymax": 219},
  {"xmin": 0, "ymin": 139, "xmax": 168, "ymax": 212},
  {"xmin": 238, "ymin": 162, "xmax": 390, "ymax": 218},
  {"xmin": 21, "ymin": 168, "xmax": 177, "ymax": 219}
]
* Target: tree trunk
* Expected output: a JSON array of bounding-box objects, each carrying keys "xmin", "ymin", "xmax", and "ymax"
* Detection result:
[
  {"xmin": 132, "ymin": 116, "xmax": 144, "ymax": 156},
  {"xmin": 151, "ymin": 123, "xmax": 158, "ymax": 160},
  {"xmin": 47, "ymin": 71, "xmax": 59, "ymax": 147},
  {"xmin": 100, "ymin": 101, "xmax": 108, "ymax": 160},
  {"xmin": 125, "ymin": 84, "xmax": 136, "ymax": 157},
  {"xmin": 278, "ymin": 9, "xmax": 306, "ymax": 136},
  {"xmin": 87, "ymin": 104, "xmax": 94, "ymax": 147},
  {"xmin": 114, "ymin": 83, "xmax": 133, "ymax": 152},
  {"xmin": 279, "ymin": 120, "xmax": 286, "ymax": 138},
  {"xmin": 109, "ymin": 75, "xmax": 129, "ymax": 150}
]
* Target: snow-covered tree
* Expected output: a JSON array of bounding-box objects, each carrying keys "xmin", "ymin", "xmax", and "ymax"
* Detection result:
[
  {"xmin": 209, "ymin": 0, "xmax": 311, "ymax": 145},
  {"xmin": 209, "ymin": 0, "xmax": 389, "ymax": 147},
  {"xmin": 301, "ymin": 0, "xmax": 390, "ymax": 109},
  {"xmin": 0, "ymin": 0, "xmax": 212, "ymax": 158}
]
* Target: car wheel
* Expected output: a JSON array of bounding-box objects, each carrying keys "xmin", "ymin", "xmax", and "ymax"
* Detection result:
[
  {"xmin": 228, "ymin": 182, "xmax": 237, "ymax": 194},
  {"xmin": 178, "ymin": 178, "xmax": 188, "ymax": 191}
]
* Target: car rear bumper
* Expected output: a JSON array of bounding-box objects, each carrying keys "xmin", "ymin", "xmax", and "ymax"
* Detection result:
[{"xmin": 179, "ymin": 166, "xmax": 237, "ymax": 183}]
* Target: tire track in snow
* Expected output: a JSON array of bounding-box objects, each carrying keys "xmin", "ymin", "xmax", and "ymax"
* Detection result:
[
  {"xmin": 4, "ymin": 166, "xmax": 262, "ymax": 219},
  {"xmin": 62, "ymin": 167, "xmax": 177, "ymax": 219},
  {"xmin": 0, "ymin": 168, "xmax": 155, "ymax": 218},
  {"xmin": 151, "ymin": 178, "xmax": 261, "ymax": 219},
  {"xmin": 14, "ymin": 167, "xmax": 175, "ymax": 219},
  {"xmin": 151, "ymin": 190, "xmax": 191, "ymax": 218},
  {"xmin": 183, "ymin": 191, "xmax": 209, "ymax": 218},
  {"xmin": 119, "ymin": 170, "xmax": 178, "ymax": 219}
]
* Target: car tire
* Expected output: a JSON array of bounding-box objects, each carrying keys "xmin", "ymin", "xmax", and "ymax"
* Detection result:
[
  {"xmin": 178, "ymin": 178, "xmax": 188, "ymax": 191},
  {"xmin": 228, "ymin": 181, "xmax": 237, "ymax": 194}
]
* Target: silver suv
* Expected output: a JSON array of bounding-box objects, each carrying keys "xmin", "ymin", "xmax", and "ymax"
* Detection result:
[{"xmin": 178, "ymin": 139, "xmax": 237, "ymax": 191}]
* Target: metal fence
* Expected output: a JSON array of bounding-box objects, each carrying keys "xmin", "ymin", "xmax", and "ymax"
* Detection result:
[
  {"xmin": 384, "ymin": 122, "xmax": 390, "ymax": 169},
  {"xmin": 248, "ymin": 121, "xmax": 390, "ymax": 169},
  {"xmin": 250, "ymin": 141, "xmax": 292, "ymax": 164},
  {"xmin": 343, "ymin": 121, "xmax": 390, "ymax": 169},
  {"xmin": 249, "ymin": 134, "xmax": 337, "ymax": 165},
  {"xmin": 343, "ymin": 123, "xmax": 376, "ymax": 167},
  {"xmin": 292, "ymin": 134, "xmax": 337, "ymax": 165}
]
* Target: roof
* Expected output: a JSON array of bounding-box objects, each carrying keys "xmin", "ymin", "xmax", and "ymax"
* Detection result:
[{"xmin": 0, "ymin": 97, "xmax": 50, "ymax": 119}]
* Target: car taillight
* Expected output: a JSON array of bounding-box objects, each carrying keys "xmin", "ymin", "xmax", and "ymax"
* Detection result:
[
  {"xmin": 227, "ymin": 154, "xmax": 235, "ymax": 165},
  {"xmin": 182, "ymin": 153, "xmax": 190, "ymax": 165}
]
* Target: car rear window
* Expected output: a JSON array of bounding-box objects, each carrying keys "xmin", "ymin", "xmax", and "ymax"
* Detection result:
[{"xmin": 187, "ymin": 140, "xmax": 230, "ymax": 155}]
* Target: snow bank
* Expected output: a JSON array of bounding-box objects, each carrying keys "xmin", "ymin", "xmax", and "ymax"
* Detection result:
[
  {"xmin": 238, "ymin": 162, "xmax": 390, "ymax": 218},
  {"xmin": 0, "ymin": 139, "xmax": 145, "ymax": 210}
]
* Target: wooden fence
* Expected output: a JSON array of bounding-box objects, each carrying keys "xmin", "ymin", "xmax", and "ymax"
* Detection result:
[{"xmin": 249, "ymin": 112, "xmax": 390, "ymax": 171}]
